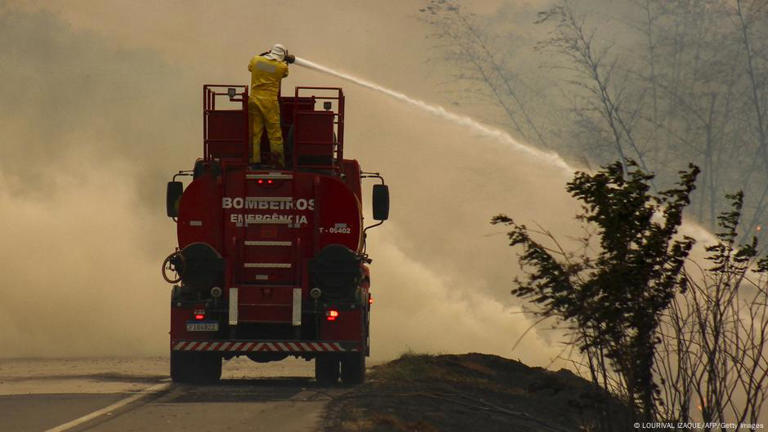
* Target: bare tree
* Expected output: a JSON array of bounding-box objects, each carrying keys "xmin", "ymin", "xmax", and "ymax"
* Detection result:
[
  {"xmin": 654, "ymin": 192, "xmax": 768, "ymax": 427},
  {"xmin": 626, "ymin": 0, "xmax": 743, "ymax": 230},
  {"xmin": 420, "ymin": 0, "xmax": 547, "ymax": 147},
  {"xmin": 536, "ymin": 1, "xmax": 655, "ymax": 178},
  {"xmin": 733, "ymin": 0, "xmax": 768, "ymax": 242},
  {"xmin": 421, "ymin": 0, "xmax": 768, "ymax": 239}
]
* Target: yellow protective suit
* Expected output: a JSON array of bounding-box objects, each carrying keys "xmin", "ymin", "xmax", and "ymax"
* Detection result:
[{"xmin": 248, "ymin": 55, "xmax": 289, "ymax": 165}]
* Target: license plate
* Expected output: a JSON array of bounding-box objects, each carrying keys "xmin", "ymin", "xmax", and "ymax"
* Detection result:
[{"xmin": 186, "ymin": 321, "xmax": 219, "ymax": 332}]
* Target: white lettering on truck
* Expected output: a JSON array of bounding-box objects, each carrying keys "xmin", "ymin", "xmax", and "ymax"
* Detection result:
[
  {"xmin": 229, "ymin": 213, "xmax": 309, "ymax": 228},
  {"xmin": 222, "ymin": 197, "xmax": 314, "ymax": 211}
]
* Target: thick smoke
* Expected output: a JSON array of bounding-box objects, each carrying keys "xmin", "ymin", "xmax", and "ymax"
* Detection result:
[
  {"xmin": 1, "ymin": 1, "xmax": 591, "ymax": 367},
  {"xmin": 0, "ymin": 8, "xmax": 195, "ymax": 356},
  {"xmin": 0, "ymin": 161, "xmax": 167, "ymax": 357}
]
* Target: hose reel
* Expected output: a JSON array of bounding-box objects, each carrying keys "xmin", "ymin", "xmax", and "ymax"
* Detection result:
[
  {"xmin": 162, "ymin": 251, "xmax": 185, "ymax": 284},
  {"xmin": 163, "ymin": 243, "xmax": 224, "ymax": 299}
]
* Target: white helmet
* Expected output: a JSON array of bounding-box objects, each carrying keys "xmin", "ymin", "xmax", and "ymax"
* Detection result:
[{"xmin": 264, "ymin": 43, "xmax": 286, "ymax": 61}]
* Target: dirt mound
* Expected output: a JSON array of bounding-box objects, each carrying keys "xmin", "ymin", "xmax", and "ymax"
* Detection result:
[{"xmin": 324, "ymin": 353, "xmax": 630, "ymax": 431}]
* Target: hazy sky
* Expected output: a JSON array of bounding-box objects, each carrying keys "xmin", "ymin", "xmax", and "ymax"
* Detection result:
[{"xmin": 0, "ymin": 0, "xmax": 583, "ymax": 365}]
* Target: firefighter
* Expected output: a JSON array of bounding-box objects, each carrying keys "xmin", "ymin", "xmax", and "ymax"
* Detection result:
[{"xmin": 248, "ymin": 44, "xmax": 293, "ymax": 167}]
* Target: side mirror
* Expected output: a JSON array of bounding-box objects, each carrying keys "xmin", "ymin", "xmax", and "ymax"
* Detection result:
[
  {"xmin": 372, "ymin": 184, "xmax": 389, "ymax": 221},
  {"xmin": 166, "ymin": 181, "xmax": 183, "ymax": 218}
]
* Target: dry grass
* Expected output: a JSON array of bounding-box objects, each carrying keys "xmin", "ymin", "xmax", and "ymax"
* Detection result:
[{"xmin": 324, "ymin": 352, "xmax": 631, "ymax": 432}]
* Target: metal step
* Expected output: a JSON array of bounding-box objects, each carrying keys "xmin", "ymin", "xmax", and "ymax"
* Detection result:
[
  {"xmin": 246, "ymin": 173, "xmax": 293, "ymax": 180},
  {"xmin": 244, "ymin": 240, "xmax": 292, "ymax": 246},
  {"xmin": 244, "ymin": 263, "xmax": 293, "ymax": 269}
]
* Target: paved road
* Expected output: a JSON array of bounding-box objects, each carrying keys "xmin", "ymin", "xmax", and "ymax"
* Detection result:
[
  {"xmin": 69, "ymin": 378, "xmax": 336, "ymax": 432},
  {"xmin": 1, "ymin": 393, "xmax": 129, "ymax": 432},
  {"xmin": 0, "ymin": 357, "xmax": 344, "ymax": 432}
]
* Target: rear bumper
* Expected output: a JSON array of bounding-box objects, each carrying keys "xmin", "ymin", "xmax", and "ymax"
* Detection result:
[{"xmin": 171, "ymin": 339, "xmax": 359, "ymax": 353}]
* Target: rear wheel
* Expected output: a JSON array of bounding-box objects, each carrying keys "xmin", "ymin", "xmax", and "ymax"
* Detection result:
[
  {"xmin": 171, "ymin": 351, "xmax": 222, "ymax": 384},
  {"xmin": 315, "ymin": 355, "xmax": 340, "ymax": 386},
  {"xmin": 170, "ymin": 351, "xmax": 191, "ymax": 382},
  {"xmin": 341, "ymin": 351, "xmax": 366, "ymax": 385}
]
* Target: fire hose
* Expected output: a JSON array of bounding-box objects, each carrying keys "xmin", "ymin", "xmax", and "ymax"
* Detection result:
[{"xmin": 162, "ymin": 251, "xmax": 185, "ymax": 284}]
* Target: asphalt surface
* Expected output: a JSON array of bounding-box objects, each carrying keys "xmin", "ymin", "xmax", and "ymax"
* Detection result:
[
  {"xmin": 0, "ymin": 357, "xmax": 343, "ymax": 432},
  {"xmin": 1, "ymin": 393, "xmax": 128, "ymax": 431}
]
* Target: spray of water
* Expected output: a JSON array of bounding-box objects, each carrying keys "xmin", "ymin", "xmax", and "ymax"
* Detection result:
[{"xmin": 294, "ymin": 56, "xmax": 573, "ymax": 173}]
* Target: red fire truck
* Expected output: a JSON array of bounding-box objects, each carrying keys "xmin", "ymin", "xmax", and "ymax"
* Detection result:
[{"xmin": 163, "ymin": 85, "xmax": 389, "ymax": 385}]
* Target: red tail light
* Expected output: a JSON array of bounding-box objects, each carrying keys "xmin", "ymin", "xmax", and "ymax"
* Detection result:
[
  {"xmin": 194, "ymin": 309, "xmax": 205, "ymax": 320},
  {"xmin": 326, "ymin": 309, "xmax": 339, "ymax": 321}
]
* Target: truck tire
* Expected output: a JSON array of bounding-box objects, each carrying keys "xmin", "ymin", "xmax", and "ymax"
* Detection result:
[
  {"xmin": 170, "ymin": 351, "xmax": 192, "ymax": 382},
  {"xmin": 195, "ymin": 353, "xmax": 222, "ymax": 384},
  {"xmin": 315, "ymin": 355, "xmax": 340, "ymax": 386},
  {"xmin": 171, "ymin": 351, "xmax": 221, "ymax": 384},
  {"xmin": 341, "ymin": 351, "xmax": 366, "ymax": 385}
]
